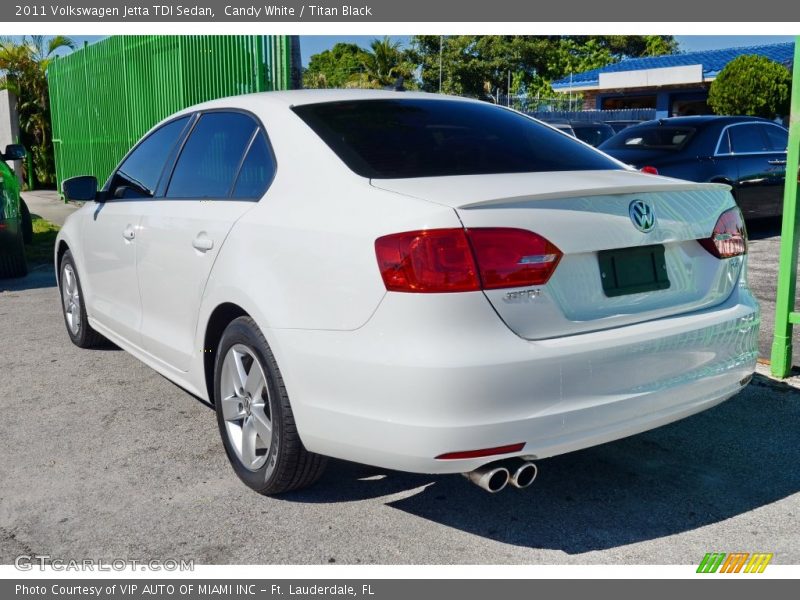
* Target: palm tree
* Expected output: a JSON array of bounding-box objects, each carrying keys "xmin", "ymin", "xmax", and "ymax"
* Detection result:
[
  {"xmin": 0, "ymin": 35, "xmax": 74, "ymax": 187},
  {"xmin": 361, "ymin": 37, "xmax": 405, "ymax": 88}
]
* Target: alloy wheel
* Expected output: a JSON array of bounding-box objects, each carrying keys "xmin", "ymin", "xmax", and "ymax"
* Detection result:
[{"xmin": 219, "ymin": 344, "xmax": 274, "ymax": 471}]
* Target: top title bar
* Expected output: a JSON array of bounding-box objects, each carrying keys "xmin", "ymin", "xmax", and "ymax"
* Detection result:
[{"xmin": 5, "ymin": 0, "xmax": 800, "ymax": 22}]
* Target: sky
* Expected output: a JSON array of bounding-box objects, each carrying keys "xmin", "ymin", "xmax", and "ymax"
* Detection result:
[
  {"xmin": 38, "ymin": 34, "xmax": 800, "ymax": 66},
  {"xmin": 300, "ymin": 36, "xmax": 797, "ymax": 65}
]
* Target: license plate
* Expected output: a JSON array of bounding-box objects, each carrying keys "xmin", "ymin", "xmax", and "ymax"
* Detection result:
[{"xmin": 598, "ymin": 244, "xmax": 670, "ymax": 298}]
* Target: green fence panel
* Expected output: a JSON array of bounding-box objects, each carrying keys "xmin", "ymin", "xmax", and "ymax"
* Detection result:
[
  {"xmin": 48, "ymin": 35, "xmax": 294, "ymax": 192},
  {"xmin": 770, "ymin": 36, "xmax": 800, "ymax": 378}
]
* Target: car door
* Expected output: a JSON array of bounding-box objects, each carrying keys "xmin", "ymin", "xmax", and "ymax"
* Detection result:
[
  {"xmin": 726, "ymin": 123, "xmax": 781, "ymax": 218},
  {"xmin": 81, "ymin": 115, "xmax": 192, "ymax": 344},
  {"xmin": 135, "ymin": 111, "xmax": 276, "ymax": 372}
]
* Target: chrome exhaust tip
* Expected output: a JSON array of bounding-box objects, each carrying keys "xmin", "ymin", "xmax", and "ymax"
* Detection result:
[
  {"xmin": 463, "ymin": 464, "xmax": 510, "ymax": 493},
  {"xmin": 508, "ymin": 459, "xmax": 538, "ymax": 489}
]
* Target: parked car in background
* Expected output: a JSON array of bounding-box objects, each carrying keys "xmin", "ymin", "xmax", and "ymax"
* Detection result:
[
  {"xmin": 0, "ymin": 144, "xmax": 32, "ymax": 278},
  {"xmin": 598, "ymin": 116, "xmax": 789, "ymax": 220},
  {"xmin": 538, "ymin": 119, "xmax": 616, "ymax": 147},
  {"xmin": 605, "ymin": 119, "xmax": 643, "ymax": 133},
  {"xmin": 56, "ymin": 91, "xmax": 758, "ymax": 495}
]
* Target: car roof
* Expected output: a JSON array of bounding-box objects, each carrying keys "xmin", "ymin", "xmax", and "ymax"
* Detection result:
[
  {"xmin": 634, "ymin": 115, "xmax": 776, "ymax": 127},
  {"xmin": 180, "ymin": 89, "xmax": 480, "ymax": 114}
]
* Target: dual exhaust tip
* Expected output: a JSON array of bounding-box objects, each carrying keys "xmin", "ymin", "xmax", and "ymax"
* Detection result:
[{"xmin": 463, "ymin": 459, "xmax": 538, "ymax": 493}]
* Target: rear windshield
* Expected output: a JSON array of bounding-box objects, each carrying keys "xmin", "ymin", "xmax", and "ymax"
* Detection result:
[
  {"xmin": 572, "ymin": 124, "xmax": 615, "ymax": 147},
  {"xmin": 602, "ymin": 125, "xmax": 695, "ymax": 151},
  {"xmin": 292, "ymin": 99, "xmax": 619, "ymax": 179}
]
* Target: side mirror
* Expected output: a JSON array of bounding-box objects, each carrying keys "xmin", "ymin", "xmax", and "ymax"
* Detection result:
[
  {"xmin": 2, "ymin": 144, "xmax": 26, "ymax": 161},
  {"xmin": 63, "ymin": 175, "xmax": 99, "ymax": 202}
]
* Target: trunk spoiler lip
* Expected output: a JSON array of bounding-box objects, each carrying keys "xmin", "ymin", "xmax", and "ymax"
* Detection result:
[{"xmin": 370, "ymin": 172, "xmax": 732, "ymax": 210}]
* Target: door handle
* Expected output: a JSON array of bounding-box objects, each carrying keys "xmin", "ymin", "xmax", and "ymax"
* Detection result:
[
  {"xmin": 122, "ymin": 225, "xmax": 135, "ymax": 241},
  {"xmin": 768, "ymin": 159, "xmax": 787, "ymax": 165},
  {"xmin": 192, "ymin": 235, "xmax": 214, "ymax": 252}
]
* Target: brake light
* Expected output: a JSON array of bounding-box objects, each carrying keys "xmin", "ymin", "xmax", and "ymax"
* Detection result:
[
  {"xmin": 699, "ymin": 207, "xmax": 747, "ymax": 258},
  {"xmin": 375, "ymin": 229, "xmax": 480, "ymax": 292},
  {"xmin": 468, "ymin": 228, "xmax": 562, "ymax": 289},
  {"xmin": 375, "ymin": 228, "xmax": 562, "ymax": 293},
  {"xmin": 640, "ymin": 166, "xmax": 659, "ymax": 175}
]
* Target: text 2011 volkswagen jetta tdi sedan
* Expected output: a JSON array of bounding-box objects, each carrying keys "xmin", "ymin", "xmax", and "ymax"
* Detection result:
[{"xmin": 56, "ymin": 90, "xmax": 759, "ymax": 495}]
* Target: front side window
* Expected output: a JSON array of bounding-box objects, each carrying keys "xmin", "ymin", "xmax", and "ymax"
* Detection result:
[
  {"xmin": 167, "ymin": 112, "xmax": 258, "ymax": 198},
  {"xmin": 292, "ymin": 99, "xmax": 618, "ymax": 179},
  {"xmin": 110, "ymin": 116, "xmax": 190, "ymax": 199}
]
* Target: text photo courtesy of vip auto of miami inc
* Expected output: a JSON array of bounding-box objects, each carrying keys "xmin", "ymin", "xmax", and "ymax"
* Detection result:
[{"xmin": 0, "ymin": 15, "xmax": 799, "ymax": 592}]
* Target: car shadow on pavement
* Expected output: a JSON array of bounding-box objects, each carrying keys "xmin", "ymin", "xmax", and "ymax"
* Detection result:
[
  {"xmin": 285, "ymin": 374, "xmax": 800, "ymax": 554},
  {"xmin": 0, "ymin": 266, "xmax": 57, "ymax": 292}
]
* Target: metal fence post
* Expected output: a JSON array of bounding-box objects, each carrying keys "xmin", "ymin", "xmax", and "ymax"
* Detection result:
[{"xmin": 770, "ymin": 36, "xmax": 800, "ymax": 378}]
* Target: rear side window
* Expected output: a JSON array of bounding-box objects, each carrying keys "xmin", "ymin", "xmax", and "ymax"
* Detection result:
[
  {"xmin": 292, "ymin": 99, "xmax": 618, "ymax": 179},
  {"xmin": 762, "ymin": 125, "xmax": 788, "ymax": 152},
  {"xmin": 602, "ymin": 126, "xmax": 695, "ymax": 150},
  {"xmin": 729, "ymin": 125, "xmax": 769, "ymax": 154},
  {"xmin": 112, "ymin": 116, "xmax": 190, "ymax": 198},
  {"xmin": 232, "ymin": 133, "xmax": 276, "ymax": 199},
  {"xmin": 167, "ymin": 112, "xmax": 258, "ymax": 198}
]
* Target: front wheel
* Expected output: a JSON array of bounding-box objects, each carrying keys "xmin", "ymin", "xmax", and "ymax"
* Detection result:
[
  {"xmin": 59, "ymin": 250, "xmax": 106, "ymax": 348},
  {"xmin": 214, "ymin": 316, "xmax": 327, "ymax": 495}
]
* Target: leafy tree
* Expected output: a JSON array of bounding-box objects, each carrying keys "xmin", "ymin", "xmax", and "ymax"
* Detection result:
[
  {"xmin": 361, "ymin": 36, "xmax": 416, "ymax": 88},
  {"xmin": 708, "ymin": 55, "xmax": 792, "ymax": 118},
  {"xmin": 303, "ymin": 38, "xmax": 416, "ymax": 89},
  {"xmin": 0, "ymin": 35, "xmax": 74, "ymax": 188},
  {"xmin": 408, "ymin": 35, "xmax": 677, "ymax": 101},
  {"xmin": 303, "ymin": 42, "xmax": 369, "ymax": 88}
]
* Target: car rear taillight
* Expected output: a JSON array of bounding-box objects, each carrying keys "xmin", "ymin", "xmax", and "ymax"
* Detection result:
[
  {"xmin": 699, "ymin": 207, "xmax": 747, "ymax": 258},
  {"xmin": 640, "ymin": 166, "xmax": 659, "ymax": 175},
  {"xmin": 375, "ymin": 228, "xmax": 562, "ymax": 293},
  {"xmin": 467, "ymin": 228, "xmax": 562, "ymax": 289},
  {"xmin": 375, "ymin": 229, "xmax": 480, "ymax": 293}
]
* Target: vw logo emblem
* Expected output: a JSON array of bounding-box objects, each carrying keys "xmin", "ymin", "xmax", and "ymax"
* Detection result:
[{"xmin": 629, "ymin": 200, "xmax": 656, "ymax": 233}]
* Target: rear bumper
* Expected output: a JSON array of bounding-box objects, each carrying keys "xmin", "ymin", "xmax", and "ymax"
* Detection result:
[{"xmin": 270, "ymin": 282, "xmax": 759, "ymax": 474}]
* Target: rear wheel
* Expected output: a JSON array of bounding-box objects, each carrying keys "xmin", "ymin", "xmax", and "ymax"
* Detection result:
[
  {"xmin": 214, "ymin": 316, "xmax": 327, "ymax": 494},
  {"xmin": 0, "ymin": 233, "xmax": 28, "ymax": 278},
  {"xmin": 59, "ymin": 251, "xmax": 105, "ymax": 348}
]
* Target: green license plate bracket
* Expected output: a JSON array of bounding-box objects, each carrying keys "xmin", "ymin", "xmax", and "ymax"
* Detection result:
[{"xmin": 598, "ymin": 244, "xmax": 670, "ymax": 298}]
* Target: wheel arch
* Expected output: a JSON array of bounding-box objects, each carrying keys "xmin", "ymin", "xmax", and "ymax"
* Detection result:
[
  {"xmin": 55, "ymin": 240, "xmax": 71, "ymax": 284},
  {"xmin": 203, "ymin": 302, "xmax": 250, "ymax": 404}
]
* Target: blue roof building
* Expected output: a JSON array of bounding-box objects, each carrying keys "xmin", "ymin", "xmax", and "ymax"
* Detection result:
[{"xmin": 551, "ymin": 42, "xmax": 794, "ymax": 117}]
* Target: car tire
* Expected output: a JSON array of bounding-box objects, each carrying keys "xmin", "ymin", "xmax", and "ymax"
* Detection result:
[
  {"xmin": 0, "ymin": 234, "xmax": 28, "ymax": 279},
  {"xmin": 20, "ymin": 197, "xmax": 33, "ymax": 244},
  {"xmin": 214, "ymin": 316, "xmax": 327, "ymax": 495},
  {"xmin": 59, "ymin": 250, "xmax": 106, "ymax": 348}
]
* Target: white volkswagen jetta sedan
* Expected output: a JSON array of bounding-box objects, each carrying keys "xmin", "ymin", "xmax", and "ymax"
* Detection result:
[{"xmin": 56, "ymin": 90, "xmax": 759, "ymax": 495}]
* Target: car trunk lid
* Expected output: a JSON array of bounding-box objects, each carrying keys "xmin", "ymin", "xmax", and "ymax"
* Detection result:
[{"xmin": 372, "ymin": 170, "xmax": 741, "ymax": 339}]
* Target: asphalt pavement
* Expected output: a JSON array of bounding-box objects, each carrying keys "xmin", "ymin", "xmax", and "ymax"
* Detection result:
[{"xmin": 0, "ymin": 219, "xmax": 798, "ymax": 565}]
